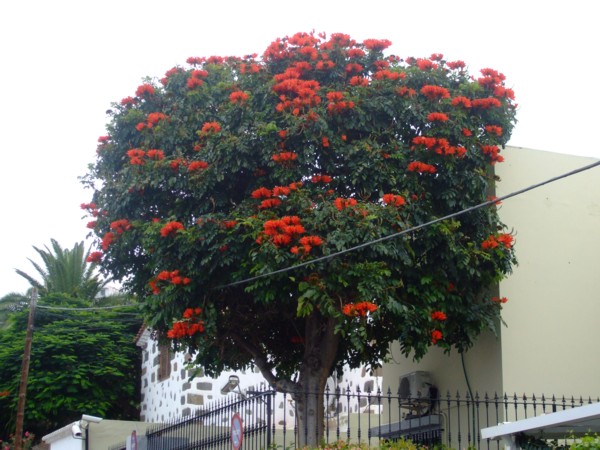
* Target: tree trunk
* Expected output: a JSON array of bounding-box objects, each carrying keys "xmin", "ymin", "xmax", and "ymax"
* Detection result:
[{"xmin": 293, "ymin": 313, "xmax": 339, "ymax": 448}]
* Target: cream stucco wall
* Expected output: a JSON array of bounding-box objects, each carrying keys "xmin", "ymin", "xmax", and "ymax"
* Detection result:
[
  {"xmin": 495, "ymin": 147, "xmax": 600, "ymax": 397},
  {"xmin": 383, "ymin": 146, "xmax": 600, "ymax": 400}
]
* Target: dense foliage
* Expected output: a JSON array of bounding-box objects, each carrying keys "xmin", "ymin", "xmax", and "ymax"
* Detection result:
[
  {"xmin": 82, "ymin": 32, "xmax": 517, "ymax": 445},
  {"xmin": 0, "ymin": 241, "xmax": 140, "ymax": 442},
  {"xmin": 0, "ymin": 293, "xmax": 141, "ymax": 441}
]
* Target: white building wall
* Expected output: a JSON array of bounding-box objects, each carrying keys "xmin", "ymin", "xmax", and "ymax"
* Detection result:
[{"xmin": 136, "ymin": 328, "xmax": 382, "ymax": 425}]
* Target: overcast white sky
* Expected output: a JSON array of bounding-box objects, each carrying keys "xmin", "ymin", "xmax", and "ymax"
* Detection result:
[{"xmin": 1, "ymin": 0, "xmax": 598, "ymax": 297}]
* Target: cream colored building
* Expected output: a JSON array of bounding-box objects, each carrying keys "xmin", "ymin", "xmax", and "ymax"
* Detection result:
[{"xmin": 383, "ymin": 146, "xmax": 600, "ymax": 417}]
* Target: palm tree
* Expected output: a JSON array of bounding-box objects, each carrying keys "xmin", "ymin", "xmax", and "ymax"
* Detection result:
[{"xmin": 15, "ymin": 239, "xmax": 109, "ymax": 300}]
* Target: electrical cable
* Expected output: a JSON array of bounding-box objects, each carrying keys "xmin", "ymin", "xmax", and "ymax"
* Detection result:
[
  {"xmin": 217, "ymin": 159, "xmax": 600, "ymax": 290},
  {"xmin": 36, "ymin": 304, "xmax": 139, "ymax": 311}
]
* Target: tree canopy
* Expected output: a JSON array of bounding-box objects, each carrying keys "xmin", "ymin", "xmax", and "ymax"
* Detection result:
[
  {"xmin": 0, "ymin": 241, "xmax": 141, "ymax": 443},
  {"xmin": 0, "ymin": 293, "xmax": 141, "ymax": 441},
  {"xmin": 82, "ymin": 32, "xmax": 517, "ymax": 445}
]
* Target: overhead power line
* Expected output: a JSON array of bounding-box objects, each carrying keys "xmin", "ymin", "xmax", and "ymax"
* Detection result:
[
  {"xmin": 217, "ymin": 159, "xmax": 600, "ymax": 290},
  {"xmin": 36, "ymin": 304, "xmax": 138, "ymax": 311}
]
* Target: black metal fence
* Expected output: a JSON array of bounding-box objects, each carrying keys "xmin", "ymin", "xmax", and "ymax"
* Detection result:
[{"xmin": 109, "ymin": 388, "xmax": 600, "ymax": 450}]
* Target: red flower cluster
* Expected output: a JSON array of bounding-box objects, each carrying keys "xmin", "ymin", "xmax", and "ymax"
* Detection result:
[
  {"xmin": 187, "ymin": 69, "xmax": 209, "ymax": 89},
  {"xmin": 273, "ymin": 186, "xmax": 291, "ymax": 196},
  {"xmin": 273, "ymin": 73, "xmax": 321, "ymax": 115},
  {"xmin": 420, "ymin": 85, "xmax": 450, "ymax": 100},
  {"xmin": 146, "ymin": 149, "xmax": 164, "ymax": 160},
  {"xmin": 127, "ymin": 149, "xmax": 145, "ymax": 165},
  {"xmin": 426, "ymin": 112, "xmax": 449, "ymax": 122},
  {"xmin": 170, "ymin": 158, "xmax": 187, "ymax": 171},
  {"xmin": 431, "ymin": 311, "xmax": 447, "ymax": 321},
  {"xmin": 136, "ymin": 112, "xmax": 168, "ymax": 132},
  {"xmin": 373, "ymin": 70, "xmax": 404, "ymax": 81},
  {"xmin": 416, "ymin": 59, "xmax": 437, "ymax": 71},
  {"xmin": 200, "ymin": 121, "xmax": 221, "ymax": 135},
  {"xmin": 149, "ymin": 269, "xmax": 192, "ymax": 295},
  {"xmin": 161, "ymin": 66, "xmax": 184, "ymax": 85},
  {"xmin": 481, "ymin": 233, "xmax": 514, "ymax": 250},
  {"xmin": 251, "ymin": 187, "xmax": 272, "ymax": 198},
  {"xmin": 160, "ymin": 221, "xmax": 184, "ymax": 237},
  {"xmin": 431, "ymin": 330, "xmax": 443, "ymax": 344},
  {"xmin": 230, "ymin": 90, "xmax": 249, "ymax": 104},
  {"xmin": 412, "ymin": 136, "xmax": 466, "ymax": 157},
  {"xmin": 272, "ymin": 151, "xmax": 298, "ymax": 163},
  {"xmin": 382, "ymin": 194, "xmax": 406, "ymax": 207},
  {"xmin": 110, "ymin": 219, "xmax": 131, "ymax": 234},
  {"xmin": 447, "ymin": 60, "xmax": 466, "ymax": 70},
  {"xmin": 86, "ymin": 251, "xmax": 103, "ymax": 263},
  {"xmin": 188, "ymin": 160, "xmax": 209, "ymax": 172},
  {"xmin": 451, "ymin": 96, "xmax": 472, "ymax": 108},
  {"xmin": 80, "ymin": 202, "xmax": 97, "ymax": 211},
  {"xmin": 342, "ymin": 301, "xmax": 377, "ymax": 317},
  {"xmin": 334, "ymin": 197, "xmax": 357, "ymax": 211},
  {"xmin": 362, "ymin": 39, "xmax": 392, "ymax": 51},
  {"xmin": 481, "ymin": 145, "xmax": 505, "ymax": 164},
  {"xmin": 120, "ymin": 96, "xmax": 136, "ymax": 106},
  {"xmin": 326, "ymin": 91, "xmax": 355, "ymax": 114},
  {"xmin": 477, "ymin": 68, "xmax": 506, "ymax": 89},
  {"xmin": 349, "ymin": 76, "xmax": 369, "ymax": 86},
  {"xmin": 186, "ymin": 56, "xmax": 205, "ymax": 65},
  {"xmin": 472, "ymin": 97, "xmax": 502, "ymax": 109},
  {"xmin": 101, "ymin": 232, "xmax": 115, "ymax": 251},
  {"xmin": 407, "ymin": 161, "xmax": 437, "ymax": 174},
  {"xmin": 492, "ymin": 296, "xmax": 508, "ymax": 304},
  {"xmin": 311, "ymin": 174, "xmax": 332, "ymax": 183},
  {"xmin": 167, "ymin": 308, "xmax": 204, "ymax": 339},
  {"xmin": 135, "ymin": 83, "xmax": 155, "ymax": 97},
  {"xmin": 485, "ymin": 125, "xmax": 503, "ymax": 136},
  {"xmin": 259, "ymin": 198, "xmax": 281, "ymax": 209},
  {"xmin": 395, "ymin": 86, "xmax": 417, "ymax": 97}
]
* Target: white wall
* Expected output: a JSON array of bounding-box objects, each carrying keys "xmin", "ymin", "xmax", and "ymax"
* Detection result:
[{"xmin": 137, "ymin": 329, "xmax": 382, "ymax": 426}]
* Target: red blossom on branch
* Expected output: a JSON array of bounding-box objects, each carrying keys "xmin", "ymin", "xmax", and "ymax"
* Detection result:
[
  {"xmin": 431, "ymin": 311, "xmax": 447, "ymax": 321},
  {"xmin": 427, "ymin": 112, "xmax": 449, "ymax": 122},
  {"xmin": 188, "ymin": 161, "xmax": 209, "ymax": 172},
  {"xmin": 334, "ymin": 197, "xmax": 357, "ymax": 211},
  {"xmin": 362, "ymin": 39, "xmax": 392, "ymax": 51},
  {"xmin": 230, "ymin": 90, "xmax": 249, "ymax": 104},
  {"xmin": 110, "ymin": 219, "xmax": 131, "ymax": 234},
  {"xmin": 200, "ymin": 121, "xmax": 221, "ymax": 135},
  {"xmin": 342, "ymin": 301, "xmax": 377, "ymax": 317},
  {"xmin": 86, "ymin": 251, "xmax": 103, "ymax": 263},
  {"xmin": 160, "ymin": 221, "xmax": 184, "ymax": 237},
  {"xmin": 135, "ymin": 83, "xmax": 155, "ymax": 97},
  {"xmin": 382, "ymin": 194, "xmax": 406, "ymax": 207},
  {"xmin": 146, "ymin": 149, "xmax": 164, "ymax": 160},
  {"xmin": 420, "ymin": 85, "xmax": 450, "ymax": 100},
  {"xmin": 272, "ymin": 152, "xmax": 298, "ymax": 163},
  {"xmin": 407, "ymin": 161, "xmax": 437, "ymax": 174}
]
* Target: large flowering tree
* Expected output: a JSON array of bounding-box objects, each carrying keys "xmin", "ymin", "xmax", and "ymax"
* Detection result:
[{"xmin": 82, "ymin": 32, "xmax": 517, "ymax": 446}]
